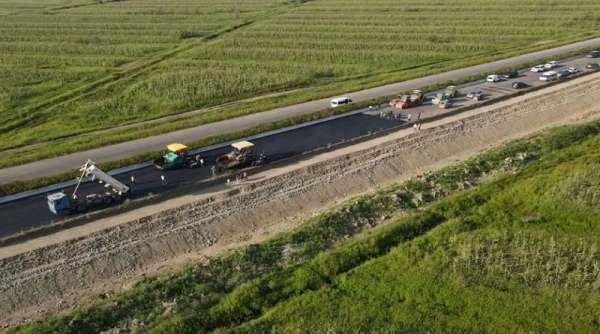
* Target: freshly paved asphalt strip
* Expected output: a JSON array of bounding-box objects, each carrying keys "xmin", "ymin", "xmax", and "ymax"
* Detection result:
[
  {"xmin": 1, "ymin": 37, "xmax": 599, "ymax": 183},
  {"xmin": 0, "ymin": 113, "xmax": 402, "ymax": 237}
]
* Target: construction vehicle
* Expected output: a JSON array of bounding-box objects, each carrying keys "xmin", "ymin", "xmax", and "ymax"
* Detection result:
[
  {"xmin": 215, "ymin": 141, "xmax": 265, "ymax": 172},
  {"xmin": 47, "ymin": 160, "xmax": 130, "ymax": 215},
  {"xmin": 154, "ymin": 143, "xmax": 201, "ymax": 170},
  {"xmin": 445, "ymin": 85, "xmax": 458, "ymax": 98},
  {"xmin": 432, "ymin": 93, "xmax": 453, "ymax": 109},
  {"xmin": 389, "ymin": 90, "xmax": 424, "ymax": 109}
]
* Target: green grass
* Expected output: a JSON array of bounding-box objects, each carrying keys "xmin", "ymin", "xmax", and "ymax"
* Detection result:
[
  {"xmin": 6, "ymin": 119, "xmax": 600, "ymax": 333},
  {"xmin": 1, "ymin": 0, "xmax": 600, "ymax": 169}
]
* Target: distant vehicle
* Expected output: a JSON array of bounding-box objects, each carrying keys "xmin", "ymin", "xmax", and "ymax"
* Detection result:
[
  {"xmin": 586, "ymin": 50, "xmax": 600, "ymax": 58},
  {"xmin": 539, "ymin": 71, "xmax": 558, "ymax": 81},
  {"xmin": 466, "ymin": 91, "xmax": 483, "ymax": 101},
  {"xmin": 586, "ymin": 63, "xmax": 600, "ymax": 70},
  {"xmin": 544, "ymin": 61, "xmax": 559, "ymax": 69},
  {"xmin": 486, "ymin": 74, "xmax": 502, "ymax": 82},
  {"xmin": 557, "ymin": 70, "xmax": 572, "ymax": 79},
  {"xmin": 501, "ymin": 71, "xmax": 519, "ymax": 79},
  {"xmin": 330, "ymin": 96, "xmax": 352, "ymax": 108},
  {"xmin": 530, "ymin": 65, "xmax": 545, "ymax": 73},
  {"xmin": 445, "ymin": 85, "xmax": 459, "ymax": 98},
  {"xmin": 432, "ymin": 93, "xmax": 452, "ymax": 109},
  {"xmin": 567, "ymin": 66, "xmax": 579, "ymax": 74},
  {"xmin": 512, "ymin": 81, "xmax": 528, "ymax": 89},
  {"xmin": 389, "ymin": 90, "xmax": 424, "ymax": 109}
]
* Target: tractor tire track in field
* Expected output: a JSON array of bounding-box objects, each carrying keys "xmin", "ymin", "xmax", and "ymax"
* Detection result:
[
  {"xmin": 0, "ymin": 19, "xmax": 258, "ymax": 138},
  {"xmin": 0, "ymin": 1, "xmax": 305, "ymax": 151}
]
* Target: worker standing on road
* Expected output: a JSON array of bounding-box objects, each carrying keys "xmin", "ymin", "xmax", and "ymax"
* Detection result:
[
  {"xmin": 161, "ymin": 174, "xmax": 167, "ymax": 185},
  {"xmin": 211, "ymin": 165, "xmax": 216, "ymax": 176},
  {"xmin": 200, "ymin": 157, "xmax": 204, "ymax": 167},
  {"xmin": 130, "ymin": 175, "xmax": 135, "ymax": 185}
]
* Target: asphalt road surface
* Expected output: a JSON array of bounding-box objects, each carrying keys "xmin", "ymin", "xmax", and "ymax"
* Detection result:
[
  {"xmin": 0, "ymin": 113, "xmax": 402, "ymax": 237},
  {"xmin": 1, "ymin": 37, "xmax": 599, "ymax": 183},
  {"xmin": 1, "ymin": 52, "xmax": 599, "ymax": 238}
]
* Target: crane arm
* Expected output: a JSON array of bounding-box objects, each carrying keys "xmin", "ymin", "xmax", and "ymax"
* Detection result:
[{"xmin": 80, "ymin": 160, "xmax": 130, "ymax": 195}]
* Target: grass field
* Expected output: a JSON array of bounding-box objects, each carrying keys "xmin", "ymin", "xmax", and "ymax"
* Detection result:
[
  {"xmin": 2, "ymin": 0, "xmax": 600, "ymax": 168},
  {"xmin": 6, "ymin": 119, "xmax": 600, "ymax": 333}
]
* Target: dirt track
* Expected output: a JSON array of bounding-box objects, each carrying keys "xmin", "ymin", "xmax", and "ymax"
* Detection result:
[{"xmin": 2, "ymin": 72, "xmax": 600, "ymax": 327}]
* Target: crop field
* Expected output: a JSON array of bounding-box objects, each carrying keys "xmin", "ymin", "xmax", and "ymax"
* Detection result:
[{"xmin": 1, "ymin": 0, "xmax": 600, "ymax": 167}]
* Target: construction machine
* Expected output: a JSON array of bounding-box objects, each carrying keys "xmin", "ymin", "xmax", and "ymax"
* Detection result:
[
  {"xmin": 47, "ymin": 160, "xmax": 130, "ymax": 215},
  {"xmin": 432, "ymin": 93, "xmax": 453, "ymax": 109},
  {"xmin": 215, "ymin": 141, "xmax": 265, "ymax": 172},
  {"xmin": 445, "ymin": 85, "xmax": 458, "ymax": 98},
  {"xmin": 389, "ymin": 90, "xmax": 424, "ymax": 109},
  {"xmin": 154, "ymin": 143, "xmax": 201, "ymax": 170}
]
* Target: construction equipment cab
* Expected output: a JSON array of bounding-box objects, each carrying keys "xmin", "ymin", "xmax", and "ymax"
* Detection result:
[
  {"xmin": 390, "ymin": 90, "xmax": 424, "ymax": 109},
  {"xmin": 215, "ymin": 141, "xmax": 264, "ymax": 172},
  {"xmin": 47, "ymin": 160, "xmax": 130, "ymax": 215},
  {"xmin": 330, "ymin": 97, "xmax": 352, "ymax": 108},
  {"xmin": 154, "ymin": 143, "xmax": 199, "ymax": 170}
]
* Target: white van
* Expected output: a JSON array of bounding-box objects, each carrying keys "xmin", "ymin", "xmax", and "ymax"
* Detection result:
[
  {"xmin": 486, "ymin": 74, "xmax": 502, "ymax": 83},
  {"xmin": 330, "ymin": 96, "xmax": 352, "ymax": 108},
  {"xmin": 539, "ymin": 71, "xmax": 558, "ymax": 81}
]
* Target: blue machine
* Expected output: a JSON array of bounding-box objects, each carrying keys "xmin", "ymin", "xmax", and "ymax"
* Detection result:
[{"xmin": 47, "ymin": 192, "xmax": 72, "ymax": 215}]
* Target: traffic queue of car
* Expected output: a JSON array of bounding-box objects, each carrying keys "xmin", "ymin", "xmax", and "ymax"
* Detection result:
[{"xmin": 485, "ymin": 50, "xmax": 600, "ymax": 89}]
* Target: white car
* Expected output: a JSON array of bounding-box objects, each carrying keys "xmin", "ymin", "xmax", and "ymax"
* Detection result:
[
  {"xmin": 486, "ymin": 74, "xmax": 502, "ymax": 82},
  {"xmin": 567, "ymin": 66, "xmax": 578, "ymax": 74},
  {"xmin": 330, "ymin": 96, "xmax": 352, "ymax": 108},
  {"xmin": 539, "ymin": 71, "xmax": 558, "ymax": 81},
  {"xmin": 544, "ymin": 61, "xmax": 558, "ymax": 69},
  {"xmin": 530, "ymin": 65, "xmax": 545, "ymax": 73}
]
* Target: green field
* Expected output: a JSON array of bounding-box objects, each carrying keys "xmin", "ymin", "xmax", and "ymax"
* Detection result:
[
  {"xmin": 7, "ymin": 120, "xmax": 600, "ymax": 333},
  {"xmin": 2, "ymin": 0, "xmax": 600, "ymax": 168}
]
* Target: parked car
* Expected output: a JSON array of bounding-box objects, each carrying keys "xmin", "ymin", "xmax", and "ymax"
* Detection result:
[
  {"xmin": 501, "ymin": 71, "xmax": 519, "ymax": 79},
  {"xmin": 557, "ymin": 70, "xmax": 572, "ymax": 79},
  {"xmin": 586, "ymin": 63, "xmax": 600, "ymax": 70},
  {"xmin": 544, "ymin": 61, "xmax": 559, "ymax": 69},
  {"xmin": 512, "ymin": 81, "xmax": 528, "ymax": 89},
  {"xmin": 466, "ymin": 91, "xmax": 483, "ymax": 101},
  {"xmin": 539, "ymin": 71, "xmax": 558, "ymax": 81},
  {"xmin": 586, "ymin": 50, "xmax": 600, "ymax": 58},
  {"xmin": 486, "ymin": 74, "xmax": 502, "ymax": 82},
  {"xmin": 530, "ymin": 65, "xmax": 545, "ymax": 73},
  {"xmin": 567, "ymin": 66, "xmax": 579, "ymax": 74}
]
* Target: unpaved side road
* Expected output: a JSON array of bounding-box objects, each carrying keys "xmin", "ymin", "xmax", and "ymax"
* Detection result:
[{"xmin": 1, "ymin": 72, "xmax": 600, "ymax": 327}]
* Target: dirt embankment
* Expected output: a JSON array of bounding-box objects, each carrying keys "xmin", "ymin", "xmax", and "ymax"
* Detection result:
[{"xmin": 1, "ymin": 73, "xmax": 600, "ymax": 327}]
